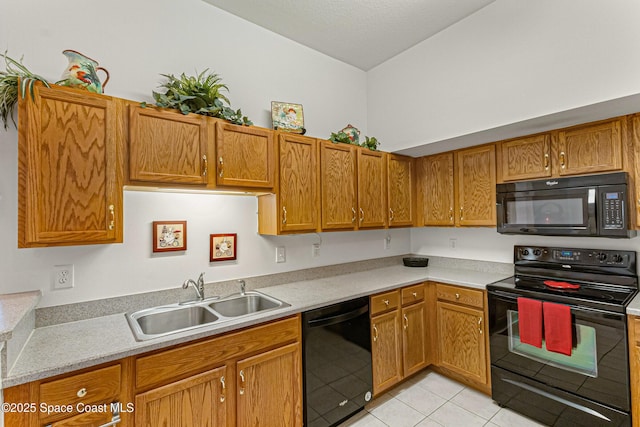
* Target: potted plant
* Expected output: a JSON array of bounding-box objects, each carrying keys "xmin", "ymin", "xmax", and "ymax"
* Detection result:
[
  {"xmin": 150, "ymin": 69, "xmax": 252, "ymax": 126},
  {"xmin": 0, "ymin": 52, "xmax": 50, "ymax": 130}
]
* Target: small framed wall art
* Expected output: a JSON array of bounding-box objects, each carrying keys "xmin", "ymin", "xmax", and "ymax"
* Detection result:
[
  {"xmin": 271, "ymin": 101, "xmax": 305, "ymax": 134},
  {"xmin": 210, "ymin": 233, "xmax": 237, "ymax": 262},
  {"xmin": 153, "ymin": 221, "xmax": 187, "ymax": 252}
]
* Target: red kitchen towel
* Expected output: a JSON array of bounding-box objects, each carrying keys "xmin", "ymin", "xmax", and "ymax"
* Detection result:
[
  {"xmin": 543, "ymin": 301, "xmax": 572, "ymax": 356},
  {"xmin": 517, "ymin": 297, "xmax": 542, "ymax": 348}
]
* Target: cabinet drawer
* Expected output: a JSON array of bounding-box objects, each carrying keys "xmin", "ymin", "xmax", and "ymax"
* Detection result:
[
  {"xmin": 371, "ymin": 291, "xmax": 400, "ymax": 315},
  {"xmin": 401, "ymin": 284, "xmax": 425, "ymax": 306},
  {"xmin": 436, "ymin": 284, "xmax": 484, "ymax": 309},
  {"xmin": 39, "ymin": 364, "xmax": 121, "ymax": 420}
]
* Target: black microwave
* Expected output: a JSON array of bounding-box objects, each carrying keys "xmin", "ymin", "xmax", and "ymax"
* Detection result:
[{"xmin": 496, "ymin": 172, "xmax": 636, "ymax": 238}]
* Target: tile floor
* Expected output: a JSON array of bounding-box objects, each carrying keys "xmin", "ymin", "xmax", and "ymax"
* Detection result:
[{"xmin": 338, "ymin": 370, "xmax": 546, "ymax": 427}]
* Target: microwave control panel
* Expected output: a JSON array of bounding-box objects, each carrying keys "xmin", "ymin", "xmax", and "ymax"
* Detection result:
[{"xmin": 602, "ymin": 191, "xmax": 624, "ymax": 229}]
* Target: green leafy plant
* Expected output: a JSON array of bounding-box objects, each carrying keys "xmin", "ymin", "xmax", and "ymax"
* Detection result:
[
  {"xmin": 329, "ymin": 131, "xmax": 381, "ymax": 151},
  {"xmin": 0, "ymin": 52, "xmax": 50, "ymax": 130},
  {"xmin": 152, "ymin": 69, "xmax": 252, "ymax": 126}
]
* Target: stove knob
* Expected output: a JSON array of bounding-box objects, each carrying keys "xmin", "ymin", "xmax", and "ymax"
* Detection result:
[
  {"xmin": 597, "ymin": 253, "xmax": 608, "ymax": 262},
  {"xmin": 612, "ymin": 254, "xmax": 624, "ymax": 263},
  {"xmin": 533, "ymin": 249, "xmax": 542, "ymax": 256},
  {"xmin": 521, "ymin": 249, "xmax": 529, "ymax": 256}
]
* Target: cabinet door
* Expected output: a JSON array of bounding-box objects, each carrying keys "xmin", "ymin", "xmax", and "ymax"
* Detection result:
[
  {"xmin": 387, "ymin": 154, "xmax": 415, "ymax": 227},
  {"xmin": 499, "ymin": 134, "xmax": 551, "ymax": 182},
  {"xmin": 215, "ymin": 122, "xmax": 274, "ymax": 188},
  {"xmin": 129, "ymin": 106, "xmax": 208, "ymax": 184},
  {"xmin": 18, "ymin": 85, "xmax": 122, "ymax": 247},
  {"xmin": 419, "ymin": 152, "xmax": 455, "ymax": 226},
  {"xmin": 558, "ymin": 119, "xmax": 623, "ymax": 176},
  {"xmin": 371, "ymin": 310, "xmax": 402, "ymax": 395},
  {"xmin": 236, "ymin": 343, "xmax": 302, "ymax": 427},
  {"xmin": 455, "ymin": 145, "xmax": 496, "ymax": 226},
  {"xmin": 358, "ymin": 149, "xmax": 387, "ymax": 228},
  {"xmin": 320, "ymin": 142, "xmax": 357, "ymax": 230},
  {"xmin": 135, "ymin": 366, "xmax": 228, "ymax": 427},
  {"xmin": 279, "ymin": 134, "xmax": 319, "ymax": 233},
  {"xmin": 436, "ymin": 301, "xmax": 486, "ymax": 385},
  {"xmin": 402, "ymin": 302, "xmax": 427, "ymax": 377}
]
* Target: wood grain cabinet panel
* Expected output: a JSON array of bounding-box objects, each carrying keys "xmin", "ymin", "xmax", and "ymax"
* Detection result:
[
  {"xmin": 215, "ymin": 122, "xmax": 275, "ymax": 189},
  {"xmin": 455, "ymin": 144, "xmax": 496, "ymax": 226},
  {"xmin": 498, "ymin": 134, "xmax": 551, "ymax": 182},
  {"xmin": 371, "ymin": 308, "xmax": 403, "ymax": 395},
  {"xmin": 558, "ymin": 119, "xmax": 623, "ymax": 176},
  {"xmin": 418, "ymin": 152, "xmax": 455, "ymax": 226},
  {"xmin": 402, "ymin": 301, "xmax": 427, "ymax": 377},
  {"xmin": 387, "ymin": 154, "xmax": 415, "ymax": 227},
  {"xmin": 320, "ymin": 142, "xmax": 357, "ymax": 230},
  {"xmin": 627, "ymin": 315, "xmax": 640, "ymax": 427},
  {"xmin": 135, "ymin": 366, "xmax": 228, "ymax": 427},
  {"xmin": 357, "ymin": 149, "xmax": 387, "ymax": 228},
  {"xmin": 128, "ymin": 106, "xmax": 209, "ymax": 184},
  {"xmin": 18, "ymin": 84, "xmax": 122, "ymax": 247}
]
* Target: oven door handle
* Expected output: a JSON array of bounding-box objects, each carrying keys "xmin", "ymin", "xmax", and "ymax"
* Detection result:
[{"xmin": 307, "ymin": 305, "xmax": 369, "ymax": 328}]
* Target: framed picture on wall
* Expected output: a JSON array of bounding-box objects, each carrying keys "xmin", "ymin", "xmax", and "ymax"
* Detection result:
[
  {"xmin": 152, "ymin": 221, "xmax": 187, "ymax": 252},
  {"xmin": 271, "ymin": 101, "xmax": 305, "ymax": 134},
  {"xmin": 210, "ymin": 233, "xmax": 237, "ymax": 262}
]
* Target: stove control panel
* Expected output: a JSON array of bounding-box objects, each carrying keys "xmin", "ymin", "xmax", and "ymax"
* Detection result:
[{"xmin": 516, "ymin": 245, "xmax": 635, "ymax": 267}]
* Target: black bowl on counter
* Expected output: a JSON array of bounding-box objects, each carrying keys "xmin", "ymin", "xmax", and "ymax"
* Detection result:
[{"xmin": 403, "ymin": 257, "xmax": 429, "ymax": 267}]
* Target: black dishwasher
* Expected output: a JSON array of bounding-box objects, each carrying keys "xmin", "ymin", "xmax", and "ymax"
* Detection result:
[{"xmin": 302, "ymin": 296, "xmax": 372, "ymax": 427}]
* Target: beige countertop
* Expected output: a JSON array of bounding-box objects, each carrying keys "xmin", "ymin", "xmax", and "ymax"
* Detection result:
[
  {"xmin": 3, "ymin": 264, "xmax": 511, "ymax": 388},
  {"xmin": 625, "ymin": 293, "xmax": 640, "ymax": 316},
  {"xmin": 0, "ymin": 291, "xmax": 41, "ymax": 342}
]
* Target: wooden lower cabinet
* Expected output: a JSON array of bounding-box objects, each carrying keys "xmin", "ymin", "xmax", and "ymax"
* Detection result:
[
  {"xmin": 135, "ymin": 366, "xmax": 228, "ymax": 426},
  {"xmin": 433, "ymin": 283, "xmax": 490, "ymax": 393},
  {"xmin": 370, "ymin": 284, "xmax": 427, "ymax": 396},
  {"xmin": 627, "ymin": 315, "xmax": 640, "ymax": 427}
]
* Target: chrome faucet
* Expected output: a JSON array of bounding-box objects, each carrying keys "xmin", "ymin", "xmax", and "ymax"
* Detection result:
[
  {"xmin": 238, "ymin": 279, "xmax": 246, "ymax": 295},
  {"xmin": 183, "ymin": 272, "xmax": 206, "ymax": 301}
]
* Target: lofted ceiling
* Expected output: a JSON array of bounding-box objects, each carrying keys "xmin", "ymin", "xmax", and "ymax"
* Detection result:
[{"xmin": 201, "ymin": 0, "xmax": 496, "ymax": 71}]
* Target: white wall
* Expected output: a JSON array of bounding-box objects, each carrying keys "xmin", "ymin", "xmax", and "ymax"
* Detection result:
[
  {"xmin": 367, "ymin": 0, "xmax": 640, "ymax": 152},
  {"xmin": 0, "ymin": 0, "xmax": 411, "ymax": 307}
]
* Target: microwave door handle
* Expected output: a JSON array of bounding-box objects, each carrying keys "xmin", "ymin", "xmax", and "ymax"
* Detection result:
[{"xmin": 588, "ymin": 188, "xmax": 597, "ymax": 233}]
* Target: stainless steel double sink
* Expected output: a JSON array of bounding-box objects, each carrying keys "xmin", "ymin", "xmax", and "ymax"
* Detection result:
[{"xmin": 126, "ymin": 291, "xmax": 289, "ymax": 341}]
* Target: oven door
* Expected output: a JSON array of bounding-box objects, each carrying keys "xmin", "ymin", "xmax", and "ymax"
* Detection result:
[
  {"xmin": 496, "ymin": 186, "xmax": 597, "ymax": 236},
  {"xmin": 488, "ymin": 289, "xmax": 630, "ymax": 422}
]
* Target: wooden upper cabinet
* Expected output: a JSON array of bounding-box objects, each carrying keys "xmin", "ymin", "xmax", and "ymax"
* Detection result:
[
  {"xmin": 358, "ymin": 149, "xmax": 387, "ymax": 228},
  {"xmin": 498, "ymin": 134, "xmax": 551, "ymax": 182},
  {"xmin": 128, "ymin": 106, "xmax": 209, "ymax": 184},
  {"xmin": 215, "ymin": 122, "xmax": 275, "ymax": 189},
  {"xmin": 558, "ymin": 119, "xmax": 623, "ymax": 176},
  {"xmin": 418, "ymin": 152, "xmax": 455, "ymax": 226},
  {"xmin": 320, "ymin": 142, "xmax": 357, "ymax": 230},
  {"xmin": 455, "ymin": 144, "xmax": 496, "ymax": 226},
  {"xmin": 18, "ymin": 84, "xmax": 122, "ymax": 247},
  {"xmin": 387, "ymin": 154, "xmax": 415, "ymax": 227},
  {"xmin": 258, "ymin": 133, "xmax": 318, "ymax": 234}
]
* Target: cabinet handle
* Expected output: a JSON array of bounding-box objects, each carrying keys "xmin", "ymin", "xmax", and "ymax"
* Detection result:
[
  {"xmin": 412, "ymin": 292, "xmax": 417, "ymax": 298},
  {"xmin": 373, "ymin": 324, "xmax": 379, "ymax": 342},
  {"xmin": 459, "ymin": 207, "xmax": 464, "ymax": 221},
  {"xmin": 478, "ymin": 317, "xmax": 483, "ymax": 334},
  {"xmin": 403, "ymin": 314, "xmax": 409, "ymax": 330},
  {"xmin": 218, "ymin": 156, "xmax": 224, "ymax": 177},
  {"xmin": 455, "ymin": 293, "xmax": 460, "ymax": 300},
  {"xmin": 389, "ymin": 208, "xmax": 395, "ymax": 222},
  {"xmin": 359, "ymin": 208, "xmax": 364, "ymax": 223},
  {"xmin": 544, "ymin": 153, "xmax": 549, "ymax": 170},
  {"xmin": 220, "ymin": 376, "xmax": 226, "ymax": 403},
  {"xmin": 108, "ymin": 205, "xmax": 115, "ymax": 231},
  {"xmin": 77, "ymin": 387, "xmax": 87, "ymax": 398},
  {"xmin": 383, "ymin": 299, "xmax": 389, "ymax": 306},
  {"xmin": 282, "ymin": 206, "xmax": 287, "ymax": 224},
  {"xmin": 352, "ymin": 207, "xmax": 356, "ymax": 223},
  {"xmin": 560, "ymin": 151, "xmax": 566, "ymax": 169},
  {"xmin": 202, "ymin": 154, "xmax": 208, "ymax": 176},
  {"xmin": 449, "ymin": 207, "xmax": 454, "ymax": 223},
  {"xmin": 239, "ymin": 369, "xmax": 245, "ymax": 395}
]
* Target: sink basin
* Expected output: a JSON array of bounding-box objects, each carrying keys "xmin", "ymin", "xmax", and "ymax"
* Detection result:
[
  {"xmin": 126, "ymin": 291, "xmax": 289, "ymax": 341},
  {"xmin": 208, "ymin": 292, "xmax": 284, "ymax": 317},
  {"xmin": 127, "ymin": 305, "xmax": 219, "ymax": 339}
]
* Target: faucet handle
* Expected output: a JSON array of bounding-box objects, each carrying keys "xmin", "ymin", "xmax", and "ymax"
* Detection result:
[
  {"xmin": 197, "ymin": 272, "xmax": 205, "ymax": 285},
  {"xmin": 237, "ymin": 279, "xmax": 246, "ymax": 295}
]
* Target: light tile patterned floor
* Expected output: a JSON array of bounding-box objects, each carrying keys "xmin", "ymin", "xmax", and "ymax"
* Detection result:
[{"xmin": 338, "ymin": 370, "xmax": 546, "ymax": 427}]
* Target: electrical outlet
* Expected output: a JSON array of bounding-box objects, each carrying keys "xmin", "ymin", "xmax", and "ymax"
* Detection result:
[
  {"xmin": 384, "ymin": 235, "xmax": 391, "ymax": 250},
  {"xmin": 312, "ymin": 243, "xmax": 320, "ymax": 257},
  {"xmin": 276, "ymin": 246, "xmax": 286, "ymax": 263},
  {"xmin": 52, "ymin": 264, "xmax": 74, "ymax": 289},
  {"xmin": 449, "ymin": 238, "xmax": 457, "ymax": 249}
]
